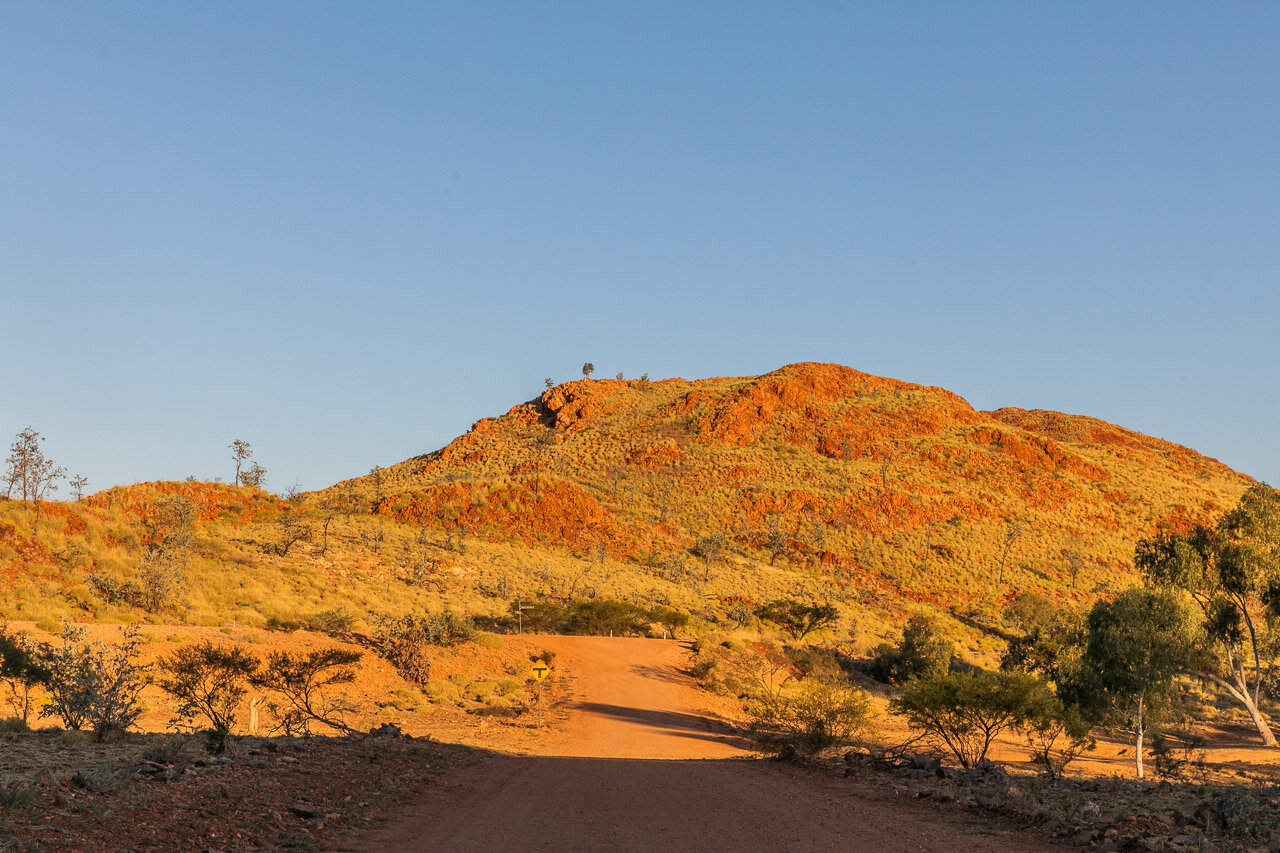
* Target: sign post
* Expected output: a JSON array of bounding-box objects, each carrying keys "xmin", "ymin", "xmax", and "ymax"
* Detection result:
[{"xmin": 531, "ymin": 661, "xmax": 551, "ymax": 727}]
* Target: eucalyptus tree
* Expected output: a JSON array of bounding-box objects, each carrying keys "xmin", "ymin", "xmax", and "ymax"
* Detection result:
[{"xmin": 1137, "ymin": 484, "xmax": 1280, "ymax": 747}]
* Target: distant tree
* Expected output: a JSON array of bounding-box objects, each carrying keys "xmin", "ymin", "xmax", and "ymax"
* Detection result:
[
  {"xmin": 158, "ymin": 642, "xmax": 260, "ymax": 754},
  {"xmin": 544, "ymin": 377, "xmax": 554, "ymax": 390},
  {"xmin": 1064, "ymin": 548, "xmax": 1086, "ymax": 589},
  {"xmin": 870, "ymin": 615, "xmax": 953, "ymax": 685},
  {"xmin": 368, "ymin": 465, "xmax": 384, "ymax": 508},
  {"xmin": 581, "ymin": 362, "xmax": 595, "ymax": 378},
  {"xmin": 229, "ymin": 439, "xmax": 253, "ymax": 486},
  {"xmin": 136, "ymin": 496, "xmax": 195, "ymax": 612},
  {"xmin": 615, "ymin": 371, "xmax": 624, "ymax": 380},
  {"xmin": 5, "ymin": 427, "xmax": 66, "ymax": 534},
  {"xmin": 1001, "ymin": 596, "xmax": 1087, "ymax": 686},
  {"xmin": 1076, "ymin": 588, "xmax": 1199, "ymax": 778},
  {"xmin": 267, "ymin": 508, "xmax": 311, "ymax": 557},
  {"xmin": 694, "ymin": 532, "xmax": 726, "ymax": 568},
  {"xmin": 893, "ymin": 669, "xmax": 1055, "ymax": 769},
  {"xmin": 1137, "ymin": 484, "xmax": 1280, "ymax": 748},
  {"xmin": 765, "ymin": 515, "xmax": 789, "ymax": 566},
  {"xmin": 69, "ymin": 474, "xmax": 89, "ymax": 501},
  {"xmin": 997, "ymin": 520, "xmax": 1026, "ymax": 584},
  {"xmin": 755, "ymin": 599, "xmax": 840, "ymax": 641},
  {"xmin": 240, "ymin": 461, "xmax": 267, "ymax": 490}
]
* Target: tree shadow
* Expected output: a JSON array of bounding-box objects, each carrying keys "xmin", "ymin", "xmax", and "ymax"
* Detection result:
[{"xmin": 575, "ymin": 701, "xmax": 750, "ymax": 748}]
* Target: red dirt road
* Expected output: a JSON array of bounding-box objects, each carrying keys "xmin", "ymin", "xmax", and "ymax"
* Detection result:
[{"xmin": 359, "ymin": 637, "xmax": 1066, "ymax": 852}]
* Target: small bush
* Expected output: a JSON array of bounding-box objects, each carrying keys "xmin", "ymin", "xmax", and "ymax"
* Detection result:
[{"xmin": 747, "ymin": 680, "xmax": 871, "ymax": 757}]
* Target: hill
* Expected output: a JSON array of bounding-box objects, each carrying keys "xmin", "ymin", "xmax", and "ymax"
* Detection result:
[{"xmin": 0, "ymin": 362, "xmax": 1251, "ymax": 659}]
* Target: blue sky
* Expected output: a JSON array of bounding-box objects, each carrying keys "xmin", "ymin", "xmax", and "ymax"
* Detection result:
[{"xmin": 3, "ymin": 2, "xmax": 1277, "ymax": 493}]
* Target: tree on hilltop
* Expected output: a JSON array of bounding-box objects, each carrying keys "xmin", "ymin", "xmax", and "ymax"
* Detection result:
[
  {"xmin": 229, "ymin": 439, "xmax": 252, "ymax": 486},
  {"xmin": 5, "ymin": 426, "xmax": 66, "ymax": 534},
  {"xmin": 581, "ymin": 362, "xmax": 595, "ymax": 378}
]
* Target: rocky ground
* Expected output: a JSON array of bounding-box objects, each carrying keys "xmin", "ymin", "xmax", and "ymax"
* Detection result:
[
  {"xmin": 0, "ymin": 728, "xmax": 471, "ymax": 853},
  {"xmin": 828, "ymin": 747, "xmax": 1280, "ymax": 853}
]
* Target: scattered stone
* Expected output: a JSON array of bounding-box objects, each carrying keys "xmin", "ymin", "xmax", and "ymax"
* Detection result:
[
  {"xmin": 369, "ymin": 723, "xmax": 403, "ymax": 738},
  {"xmin": 288, "ymin": 803, "xmax": 318, "ymax": 819}
]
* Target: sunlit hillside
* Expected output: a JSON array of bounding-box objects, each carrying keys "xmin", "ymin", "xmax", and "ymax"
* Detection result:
[{"xmin": 0, "ymin": 363, "xmax": 1250, "ymax": 661}]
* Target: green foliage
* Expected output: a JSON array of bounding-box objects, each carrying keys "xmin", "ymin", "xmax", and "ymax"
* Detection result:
[
  {"xmin": 870, "ymin": 615, "xmax": 953, "ymax": 685},
  {"xmin": 1137, "ymin": 484, "xmax": 1280, "ymax": 745},
  {"xmin": 39, "ymin": 624, "xmax": 149, "ymax": 742},
  {"xmin": 0, "ymin": 625, "xmax": 50, "ymax": 725},
  {"xmin": 562, "ymin": 599, "xmax": 651, "ymax": 636},
  {"xmin": 1078, "ymin": 588, "xmax": 1198, "ymax": 713},
  {"xmin": 754, "ymin": 599, "xmax": 839, "ymax": 641},
  {"xmin": 1072, "ymin": 587, "xmax": 1199, "ymax": 777},
  {"xmin": 251, "ymin": 647, "xmax": 361, "ymax": 735},
  {"xmin": 746, "ymin": 679, "xmax": 871, "ymax": 757},
  {"xmin": 1023, "ymin": 700, "xmax": 1095, "ymax": 780},
  {"xmin": 1000, "ymin": 594, "xmax": 1086, "ymax": 685},
  {"xmin": 158, "ymin": 641, "xmax": 260, "ymax": 754},
  {"xmin": 892, "ymin": 669, "xmax": 1055, "ymax": 768}
]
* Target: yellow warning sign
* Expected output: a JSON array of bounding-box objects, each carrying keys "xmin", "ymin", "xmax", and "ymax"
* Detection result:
[{"xmin": 531, "ymin": 662, "xmax": 551, "ymax": 681}]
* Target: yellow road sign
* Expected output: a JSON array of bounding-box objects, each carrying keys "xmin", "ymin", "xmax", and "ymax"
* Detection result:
[{"xmin": 531, "ymin": 662, "xmax": 551, "ymax": 681}]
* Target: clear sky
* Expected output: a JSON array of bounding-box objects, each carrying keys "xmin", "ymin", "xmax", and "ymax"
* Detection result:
[{"xmin": 3, "ymin": 2, "xmax": 1277, "ymax": 493}]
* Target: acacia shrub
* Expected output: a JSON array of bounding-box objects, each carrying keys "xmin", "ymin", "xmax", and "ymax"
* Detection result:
[
  {"xmin": 870, "ymin": 615, "xmax": 953, "ymax": 685},
  {"xmin": 158, "ymin": 641, "xmax": 259, "ymax": 754},
  {"xmin": 892, "ymin": 669, "xmax": 1054, "ymax": 768},
  {"xmin": 747, "ymin": 679, "xmax": 871, "ymax": 757}
]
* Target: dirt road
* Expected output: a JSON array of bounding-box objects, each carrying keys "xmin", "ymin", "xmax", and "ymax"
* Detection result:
[{"xmin": 360, "ymin": 637, "xmax": 1065, "ymax": 852}]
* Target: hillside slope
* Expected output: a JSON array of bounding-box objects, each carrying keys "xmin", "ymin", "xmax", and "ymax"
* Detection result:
[{"xmin": 0, "ymin": 363, "xmax": 1250, "ymax": 658}]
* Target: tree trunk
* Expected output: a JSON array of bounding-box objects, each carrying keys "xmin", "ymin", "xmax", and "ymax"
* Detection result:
[
  {"xmin": 1194, "ymin": 669, "xmax": 1278, "ymax": 747},
  {"xmin": 1134, "ymin": 696, "xmax": 1145, "ymax": 779}
]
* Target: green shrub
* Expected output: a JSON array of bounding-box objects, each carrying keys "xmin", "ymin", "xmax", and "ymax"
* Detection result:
[
  {"xmin": 870, "ymin": 615, "xmax": 953, "ymax": 685},
  {"xmin": 747, "ymin": 680, "xmax": 871, "ymax": 757},
  {"xmin": 892, "ymin": 669, "xmax": 1054, "ymax": 768}
]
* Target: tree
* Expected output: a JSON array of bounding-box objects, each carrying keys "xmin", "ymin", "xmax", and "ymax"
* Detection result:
[
  {"xmin": 69, "ymin": 474, "xmax": 89, "ymax": 501},
  {"xmin": 0, "ymin": 626, "xmax": 50, "ymax": 726},
  {"xmin": 268, "ymin": 508, "xmax": 311, "ymax": 557},
  {"xmin": 241, "ymin": 461, "xmax": 267, "ymax": 490},
  {"xmin": 755, "ymin": 599, "xmax": 840, "ymax": 641},
  {"xmin": 251, "ymin": 648, "xmax": 361, "ymax": 735},
  {"xmin": 158, "ymin": 642, "xmax": 259, "ymax": 754},
  {"xmin": 1001, "ymin": 594, "xmax": 1087, "ymax": 685},
  {"xmin": 870, "ymin": 615, "xmax": 953, "ymax": 685},
  {"xmin": 1137, "ymin": 484, "xmax": 1280, "ymax": 747},
  {"xmin": 1076, "ymin": 588, "xmax": 1198, "ymax": 778},
  {"xmin": 893, "ymin": 669, "xmax": 1055, "ymax": 768},
  {"xmin": 764, "ymin": 515, "xmax": 788, "ymax": 566},
  {"xmin": 229, "ymin": 439, "xmax": 252, "ymax": 486},
  {"xmin": 581, "ymin": 362, "xmax": 595, "ymax": 378},
  {"xmin": 5, "ymin": 426, "xmax": 66, "ymax": 534},
  {"xmin": 997, "ymin": 519, "xmax": 1025, "ymax": 584},
  {"xmin": 136, "ymin": 496, "xmax": 194, "ymax": 612}
]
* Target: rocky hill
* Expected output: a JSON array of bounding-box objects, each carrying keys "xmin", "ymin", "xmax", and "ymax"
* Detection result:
[{"xmin": 0, "ymin": 362, "xmax": 1251, "ymax": 658}]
